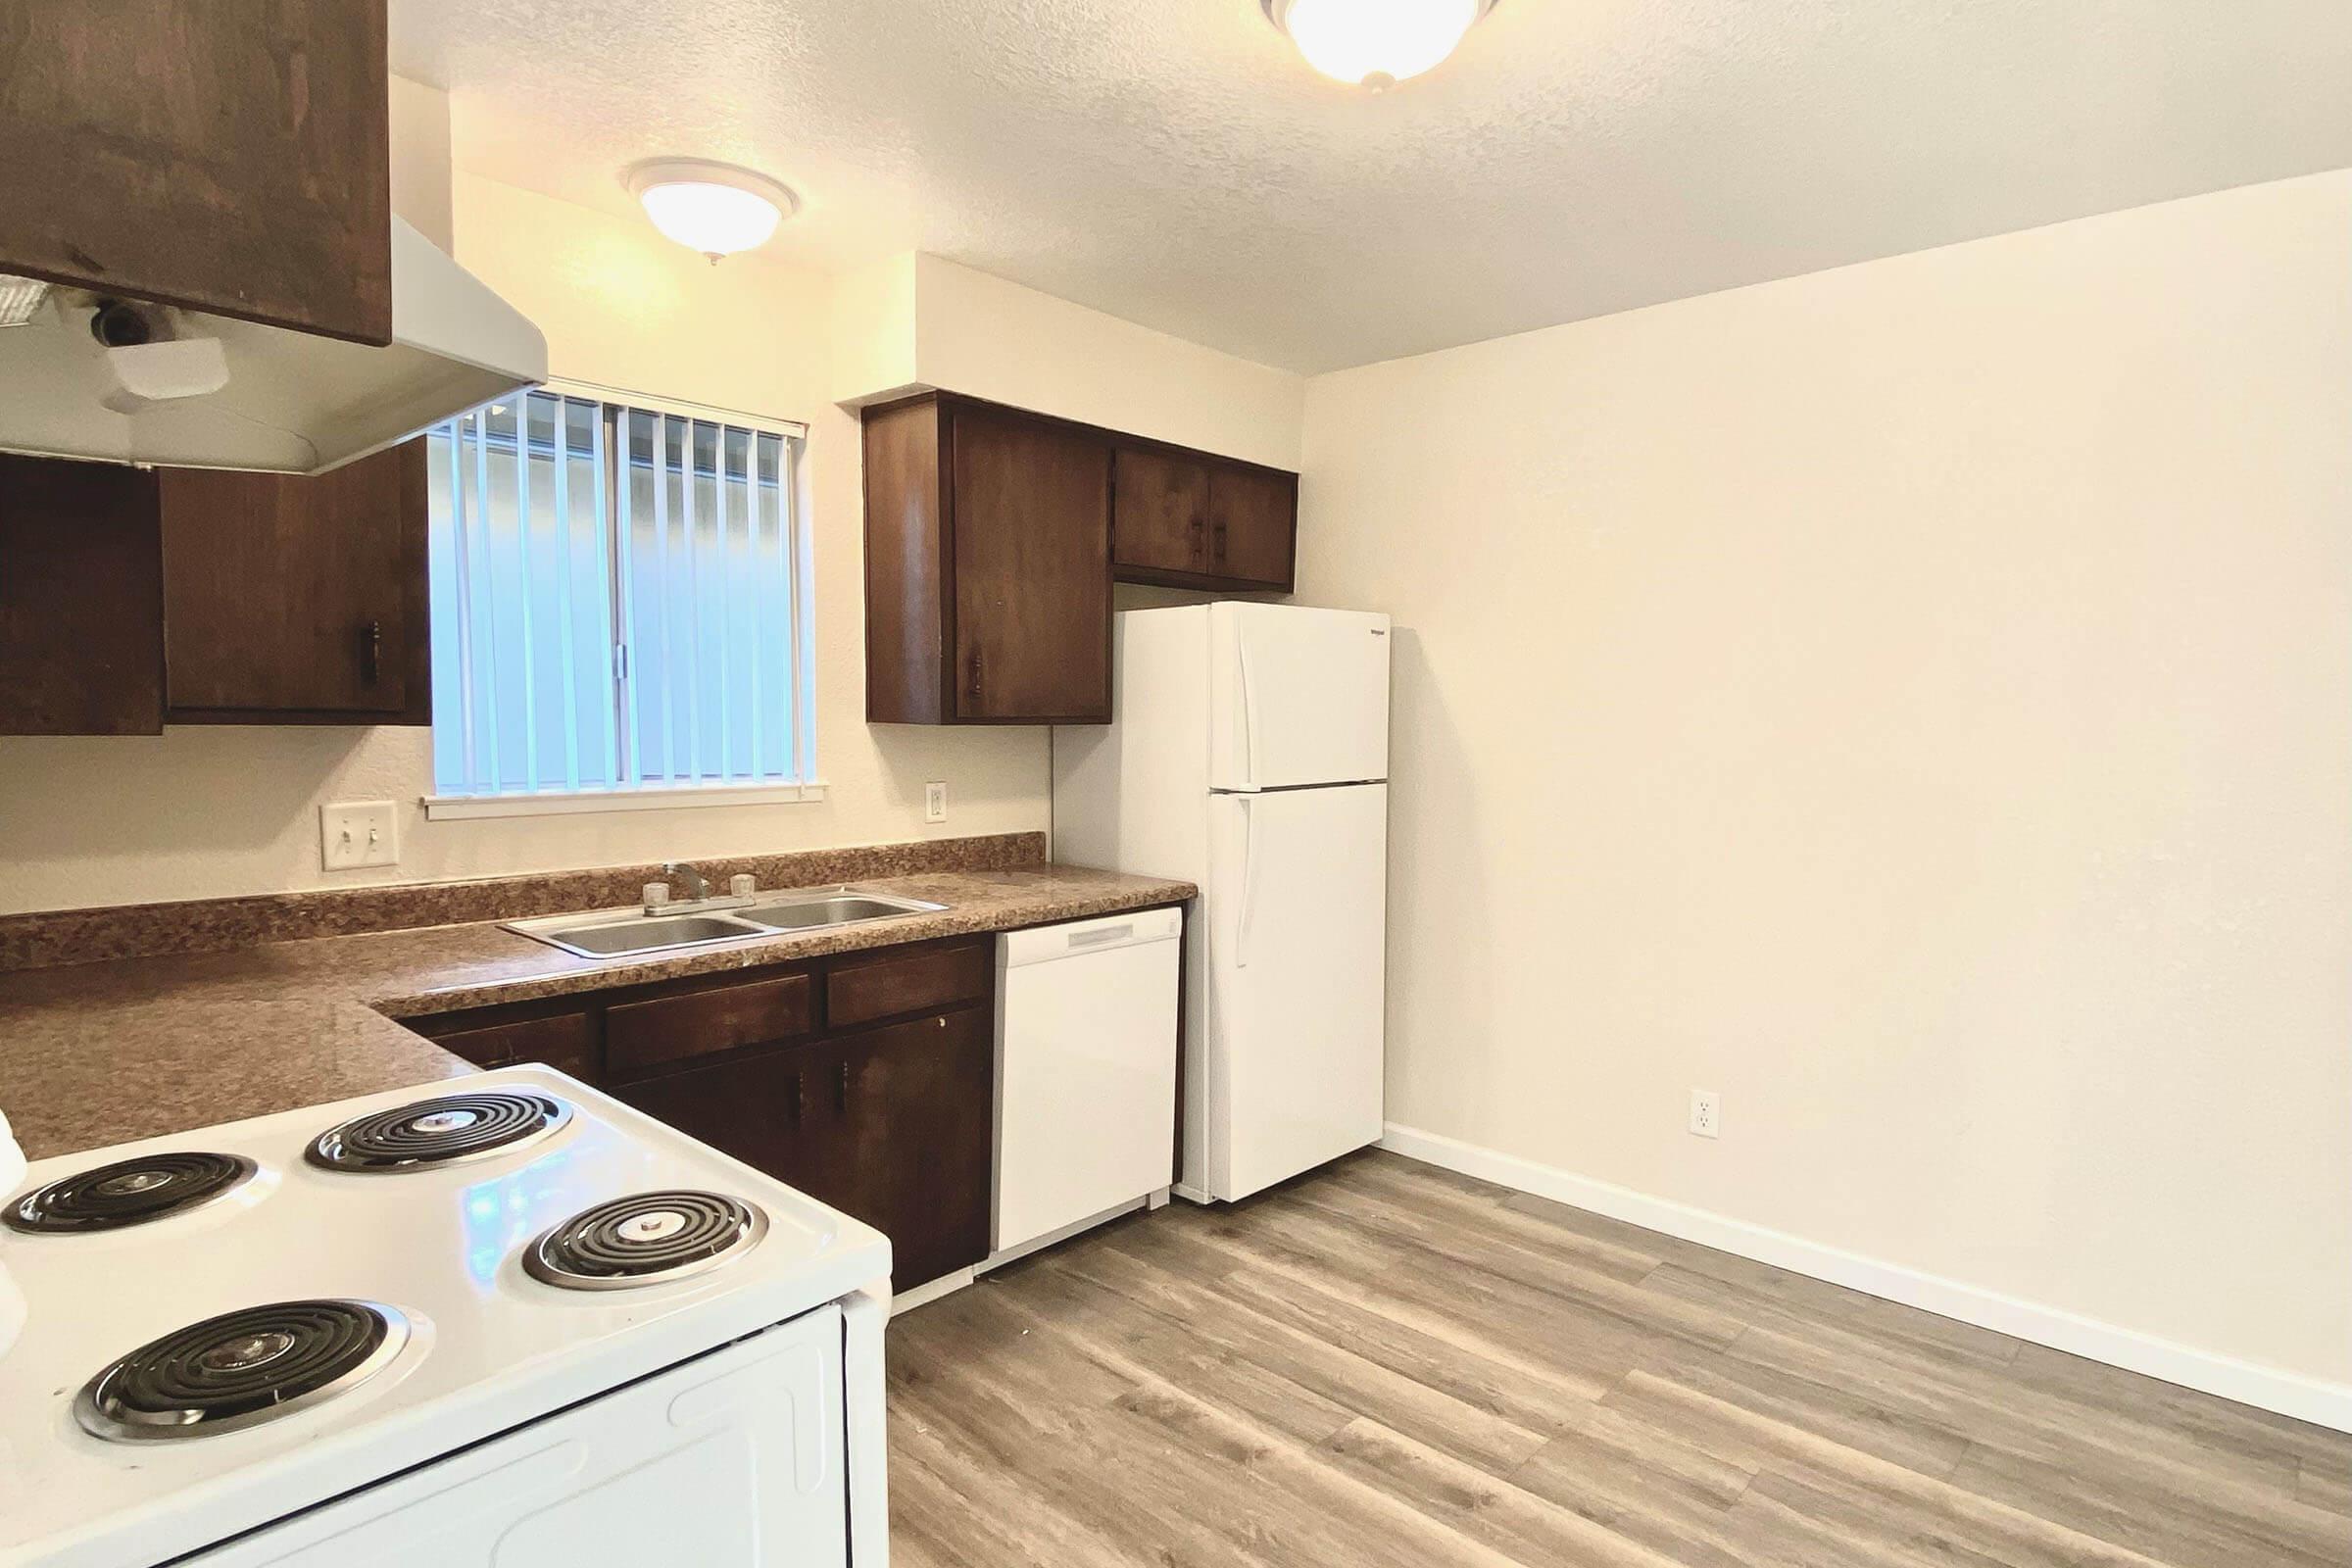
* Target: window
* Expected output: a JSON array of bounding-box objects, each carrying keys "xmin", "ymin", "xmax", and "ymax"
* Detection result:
[{"xmin": 422, "ymin": 386, "xmax": 816, "ymax": 814}]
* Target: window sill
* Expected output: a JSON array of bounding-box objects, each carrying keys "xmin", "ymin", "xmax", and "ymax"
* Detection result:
[{"xmin": 422, "ymin": 781, "xmax": 829, "ymax": 821}]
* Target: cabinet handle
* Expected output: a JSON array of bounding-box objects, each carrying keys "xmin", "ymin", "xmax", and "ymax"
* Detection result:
[
  {"xmin": 789, "ymin": 1070, "xmax": 803, "ymax": 1126},
  {"xmin": 836, "ymin": 1059, "xmax": 851, "ymax": 1113},
  {"xmin": 359, "ymin": 619, "xmax": 382, "ymax": 685},
  {"xmin": 1212, "ymin": 519, "xmax": 1227, "ymax": 568},
  {"xmin": 964, "ymin": 650, "xmax": 983, "ymax": 704}
]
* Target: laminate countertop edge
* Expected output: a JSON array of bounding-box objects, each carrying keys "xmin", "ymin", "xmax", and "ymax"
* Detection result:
[{"xmin": 0, "ymin": 865, "xmax": 1195, "ymax": 1162}]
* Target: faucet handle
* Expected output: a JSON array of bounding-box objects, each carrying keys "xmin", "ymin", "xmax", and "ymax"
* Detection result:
[
  {"xmin": 643, "ymin": 882, "xmax": 672, "ymax": 914},
  {"xmin": 729, "ymin": 873, "xmax": 756, "ymax": 897}
]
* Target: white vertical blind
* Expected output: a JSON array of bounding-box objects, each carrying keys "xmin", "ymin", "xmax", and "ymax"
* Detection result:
[{"xmin": 425, "ymin": 389, "xmax": 814, "ymax": 800}]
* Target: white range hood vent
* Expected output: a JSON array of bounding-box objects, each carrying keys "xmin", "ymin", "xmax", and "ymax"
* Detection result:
[{"xmin": 0, "ymin": 219, "xmax": 547, "ymax": 475}]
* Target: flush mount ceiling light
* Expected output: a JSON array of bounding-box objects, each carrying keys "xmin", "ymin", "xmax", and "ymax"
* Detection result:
[
  {"xmin": 626, "ymin": 160, "xmax": 799, "ymax": 263},
  {"xmin": 1262, "ymin": 0, "xmax": 1495, "ymax": 89}
]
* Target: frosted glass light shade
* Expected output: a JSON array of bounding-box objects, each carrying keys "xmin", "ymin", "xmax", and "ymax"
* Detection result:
[
  {"xmin": 1265, "ymin": 0, "xmax": 1493, "ymax": 88},
  {"xmin": 627, "ymin": 161, "xmax": 798, "ymax": 260}
]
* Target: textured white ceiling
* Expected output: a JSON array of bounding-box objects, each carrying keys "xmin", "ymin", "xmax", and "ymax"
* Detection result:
[{"xmin": 390, "ymin": 1, "xmax": 2352, "ymax": 373}]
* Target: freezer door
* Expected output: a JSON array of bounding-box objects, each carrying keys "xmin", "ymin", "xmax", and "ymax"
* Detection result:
[
  {"xmin": 1203, "ymin": 783, "xmax": 1387, "ymax": 1200},
  {"xmin": 1208, "ymin": 603, "xmax": 1391, "ymax": 790}
]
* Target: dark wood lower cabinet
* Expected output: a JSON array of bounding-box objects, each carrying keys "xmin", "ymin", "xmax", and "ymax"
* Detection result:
[
  {"xmin": 830, "ymin": 1006, "xmax": 995, "ymax": 1290},
  {"xmin": 606, "ymin": 1044, "xmax": 844, "ymax": 1204},
  {"xmin": 434, "ymin": 936, "xmax": 1002, "ymax": 1293},
  {"xmin": 606, "ymin": 1014, "xmax": 992, "ymax": 1292}
]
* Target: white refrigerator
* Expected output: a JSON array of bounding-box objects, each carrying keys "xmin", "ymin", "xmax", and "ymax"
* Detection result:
[{"xmin": 1054, "ymin": 602, "xmax": 1390, "ymax": 1202}]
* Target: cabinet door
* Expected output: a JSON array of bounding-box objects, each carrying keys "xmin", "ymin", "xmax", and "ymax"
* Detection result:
[
  {"xmin": 833, "ymin": 1006, "xmax": 994, "ymax": 1290},
  {"xmin": 1110, "ymin": 445, "xmax": 1208, "ymax": 576},
  {"xmin": 1208, "ymin": 463, "xmax": 1298, "ymax": 590},
  {"xmin": 159, "ymin": 441, "xmax": 428, "ymax": 721},
  {"xmin": 0, "ymin": 1, "xmax": 392, "ymax": 343},
  {"xmin": 605, "ymin": 1042, "xmax": 843, "ymax": 1202},
  {"xmin": 949, "ymin": 403, "xmax": 1111, "ymax": 722},
  {"xmin": 0, "ymin": 455, "xmax": 163, "ymax": 734}
]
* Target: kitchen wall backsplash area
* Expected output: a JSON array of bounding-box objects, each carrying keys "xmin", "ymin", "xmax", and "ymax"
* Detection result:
[{"xmin": 0, "ymin": 832, "xmax": 1048, "ymax": 972}]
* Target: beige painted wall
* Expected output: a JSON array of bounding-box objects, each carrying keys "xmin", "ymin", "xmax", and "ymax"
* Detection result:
[
  {"xmin": 1298, "ymin": 172, "xmax": 2352, "ymax": 1385},
  {"xmin": 0, "ymin": 172, "xmax": 1050, "ymax": 914},
  {"xmin": 834, "ymin": 253, "xmax": 1305, "ymax": 468}
]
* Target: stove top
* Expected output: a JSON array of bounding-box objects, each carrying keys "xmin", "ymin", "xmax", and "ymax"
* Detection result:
[
  {"xmin": 6, "ymin": 1151, "xmax": 258, "ymax": 1234},
  {"xmin": 306, "ymin": 1088, "xmax": 571, "ymax": 1172},
  {"xmin": 0, "ymin": 1066, "xmax": 892, "ymax": 1568}
]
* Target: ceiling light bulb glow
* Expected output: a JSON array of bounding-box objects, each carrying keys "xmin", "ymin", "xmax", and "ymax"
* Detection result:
[
  {"xmin": 625, "ymin": 161, "xmax": 798, "ymax": 261},
  {"xmin": 1267, "ymin": 0, "xmax": 1491, "ymax": 88}
]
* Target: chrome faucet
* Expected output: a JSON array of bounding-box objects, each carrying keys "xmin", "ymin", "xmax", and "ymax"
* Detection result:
[{"xmin": 662, "ymin": 860, "xmax": 714, "ymax": 902}]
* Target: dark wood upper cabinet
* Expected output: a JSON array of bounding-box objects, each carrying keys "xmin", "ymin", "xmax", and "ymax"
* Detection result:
[
  {"xmin": 862, "ymin": 393, "xmax": 1111, "ymax": 724},
  {"xmin": 951, "ymin": 404, "xmax": 1111, "ymax": 722},
  {"xmin": 863, "ymin": 393, "xmax": 1301, "ymax": 725},
  {"xmin": 1206, "ymin": 463, "xmax": 1299, "ymax": 590},
  {"xmin": 0, "ymin": 456, "xmax": 164, "ymax": 735},
  {"xmin": 159, "ymin": 442, "xmax": 430, "ymax": 724},
  {"xmin": 1108, "ymin": 443, "xmax": 1298, "ymax": 593},
  {"xmin": 0, "ymin": 0, "xmax": 393, "ymax": 344},
  {"xmin": 1110, "ymin": 445, "xmax": 1210, "ymax": 576}
]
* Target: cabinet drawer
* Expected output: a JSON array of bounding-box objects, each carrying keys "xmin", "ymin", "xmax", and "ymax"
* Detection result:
[
  {"xmin": 825, "ymin": 940, "xmax": 993, "ymax": 1031},
  {"xmin": 604, "ymin": 971, "xmax": 814, "ymax": 1080},
  {"xmin": 423, "ymin": 1010, "xmax": 595, "ymax": 1074}
]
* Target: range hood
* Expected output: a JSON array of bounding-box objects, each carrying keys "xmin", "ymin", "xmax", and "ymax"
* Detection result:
[{"xmin": 0, "ymin": 219, "xmax": 547, "ymax": 475}]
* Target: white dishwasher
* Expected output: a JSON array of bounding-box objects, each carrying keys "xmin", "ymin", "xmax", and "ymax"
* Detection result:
[{"xmin": 995, "ymin": 907, "xmax": 1184, "ymax": 1255}]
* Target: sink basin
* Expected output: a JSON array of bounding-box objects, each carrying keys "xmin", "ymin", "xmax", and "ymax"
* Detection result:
[
  {"xmin": 520, "ymin": 912, "xmax": 764, "ymax": 957},
  {"xmin": 505, "ymin": 890, "xmax": 948, "ymax": 959},
  {"xmin": 735, "ymin": 894, "xmax": 945, "ymax": 931}
]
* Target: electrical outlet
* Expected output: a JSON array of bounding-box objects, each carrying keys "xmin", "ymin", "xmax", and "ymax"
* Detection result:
[
  {"xmin": 924, "ymin": 781, "xmax": 948, "ymax": 823},
  {"xmin": 320, "ymin": 801, "xmax": 398, "ymax": 871},
  {"xmin": 1689, "ymin": 1089, "xmax": 1721, "ymax": 1139}
]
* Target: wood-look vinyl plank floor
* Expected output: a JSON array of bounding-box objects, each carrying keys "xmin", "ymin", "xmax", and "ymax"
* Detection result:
[{"xmin": 888, "ymin": 1151, "xmax": 2352, "ymax": 1567}]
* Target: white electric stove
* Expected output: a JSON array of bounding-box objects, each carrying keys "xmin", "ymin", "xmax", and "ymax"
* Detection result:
[{"xmin": 0, "ymin": 1066, "xmax": 893, "ymax": 1568}]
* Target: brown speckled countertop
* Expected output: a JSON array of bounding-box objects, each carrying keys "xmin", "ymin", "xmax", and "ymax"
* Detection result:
[{"xmin": 0, "ymin": 863, "xmax": 1192, "ymax": 1162}]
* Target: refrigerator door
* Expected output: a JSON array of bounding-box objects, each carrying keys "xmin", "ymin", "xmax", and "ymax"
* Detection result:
[
  {"xmin": 1203, "ymin": 783, "xmax": 1387, "ymax": 1200},
  {"xmin": 1209, "ymin": 603, "xmax": 1391, "ymax": 791}
]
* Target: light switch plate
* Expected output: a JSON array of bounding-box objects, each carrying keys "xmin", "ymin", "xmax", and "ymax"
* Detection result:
[
  {"xmin": 924, "ymin": 781, "xmax": 948, "ymax": 823},
  {"xmin": 320, "ymin": 801, "xmax": 398, "ymax": 871}
]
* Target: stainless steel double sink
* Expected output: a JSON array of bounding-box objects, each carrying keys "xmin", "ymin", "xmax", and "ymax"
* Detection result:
[{"xmin": 505, "ymin": 891, "xmax": 948, "ymax": 959}]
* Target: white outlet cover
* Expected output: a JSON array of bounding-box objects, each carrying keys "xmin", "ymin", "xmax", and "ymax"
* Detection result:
[
  {"xmin": 320, "ymin": 800, "xmax": 399, "ymax": 871},
  {"xmin": 924, "ymin": 781, "xmax": 948, "ymax": 823},
  {"xmin": 1689, "ymin": 1089, "xmax": 1721, "ymax": 1139}
]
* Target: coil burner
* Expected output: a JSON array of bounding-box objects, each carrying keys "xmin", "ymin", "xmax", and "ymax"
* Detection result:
[
  {"xmin": 523, "ymin": 1190, "xmax": 767, "ymax": 1291},
  {"xmin": 5, "ymin": 1152, "xmax": 258, "ymax": 1234},
  {"xmin": 306, "ymin": 1091, "xmax": 570, "ymax": 1173},
  {"xmin": 74, "ymin": 1298, "xmax": 412, "ymax": 1442}
]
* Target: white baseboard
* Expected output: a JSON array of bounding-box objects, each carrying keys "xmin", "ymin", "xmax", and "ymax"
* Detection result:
[{"xmin": 1378, "ymin": 1122, "xmax": 2352, "ymax": 1435}]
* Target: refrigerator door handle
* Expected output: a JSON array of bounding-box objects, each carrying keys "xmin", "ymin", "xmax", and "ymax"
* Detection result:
[
  {"xmin": 1235, "ymin": 795, "xmax": 1259, "ymax": 969},
  {"xmin": 1236, "ymin": 624, "xmax": 1261, "ymax": 790}
]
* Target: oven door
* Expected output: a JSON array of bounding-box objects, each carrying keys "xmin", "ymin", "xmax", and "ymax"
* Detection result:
[{"xmin": 182, "ymin": 1303, "xmax": 849, "ymax": 1568}]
